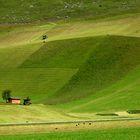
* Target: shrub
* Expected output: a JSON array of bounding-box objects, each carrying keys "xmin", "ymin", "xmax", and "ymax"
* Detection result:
[
  {"xmin": 96, "ymin": 113, "xmax": 118, "ymax": 116},
  {"xmin": 127, "ymin": 110, "xmax": 140, "ymax": 114}
]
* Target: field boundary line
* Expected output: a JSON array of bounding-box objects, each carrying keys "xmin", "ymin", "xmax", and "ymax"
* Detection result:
[{"xmin": 0, "ymin": 118, "xmax": 140, "ymax": 126}]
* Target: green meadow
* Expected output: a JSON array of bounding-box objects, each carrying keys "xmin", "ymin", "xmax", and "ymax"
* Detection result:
[
  {"xmin": 0, "ymin": 0, "xmax": 140, "ymax": 138},
  {"xmin": 0, "ymin": 16, "xmax": 140, "ymax": 111},
  {"xmin": 0, "ymin": 127, "xmax": 140, "ymax": 140}
]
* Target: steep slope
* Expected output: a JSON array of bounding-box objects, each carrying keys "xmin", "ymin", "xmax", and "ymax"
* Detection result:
[
  {"xmin": 21, "ymin": 37, "xmax": 103, "ymax": 68},
  {"xmin": 47, "ymin": 36, "xmax": 140, "ymax": 106},
  {"xmin": 0, "ymin": 35, "xmax": 140, "ymax": 111},
  {"xmin": 0, "ymin": 9, "xmax": 140, "ymax": 112},
  {"xmin": 70, "ymin": 65, "xmax": 140, "ymax": 112},
  {"xmin": 0, "ymin": 0, "xmax": 140, "ymax": 23},
  {"xmin": 0, "ymin": 37, "xmax": 102, "ymax": 103}
]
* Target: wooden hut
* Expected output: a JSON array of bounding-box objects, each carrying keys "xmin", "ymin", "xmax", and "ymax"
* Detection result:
[{"xmin": 8, "ymin": 97, "xmax": 21, "ymax": 104}]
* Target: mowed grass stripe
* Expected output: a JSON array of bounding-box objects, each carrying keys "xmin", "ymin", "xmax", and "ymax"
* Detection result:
[
  {"xmin": 0, "ymin": 44, "xmax": 41, "ymax": 69},
  {"xmin": 70, "ymin": 65, "xmax": 140, "ymax": 112}
]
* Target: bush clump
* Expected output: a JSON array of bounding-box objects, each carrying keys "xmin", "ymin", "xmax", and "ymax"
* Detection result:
[
  {"xmin": 96, "ymin": 113, "xmax": 118, "ymax": 116},
  {"xmin": 127, "ymin": 110, "xmax": 140, "ymax": 114}
]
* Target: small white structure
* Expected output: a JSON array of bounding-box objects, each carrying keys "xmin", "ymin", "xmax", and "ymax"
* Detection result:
[{"xmin": 42, "ymin": 35, "xmax": 48, "ymax": 43}]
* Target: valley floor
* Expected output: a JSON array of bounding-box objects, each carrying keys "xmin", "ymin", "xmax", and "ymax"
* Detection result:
[
  {"xmin": 0, "ymin": 122, "xmax": 140, "ymax": 139},
  {"xmin": 0, "ymin": 104, "xmax": 140, "ymax": 123}
]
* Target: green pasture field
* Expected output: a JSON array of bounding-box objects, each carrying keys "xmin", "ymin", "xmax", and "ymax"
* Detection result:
[
  {"xmin": 0, "ymin": 127, "xmax": 140, "ymax": 140},
  {"xmin": 0, "ymin": 14, "xmax": 139, "ymax": 117},
  {"xmin": 0, "ymin": 2, "xmax": 140, "ymax": 139}
]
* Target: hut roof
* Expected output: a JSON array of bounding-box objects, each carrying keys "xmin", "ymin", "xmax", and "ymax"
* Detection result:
[{"xmin": 8, "ymin": 97, "xmax": 21, "ymax": 100}]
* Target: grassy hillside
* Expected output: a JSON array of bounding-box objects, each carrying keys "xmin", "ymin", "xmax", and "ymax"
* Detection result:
[
  {"xmin": 0, "ymin": 68, "xmax": 76, "ymax": 103},
  {"xmin": 0, "ymin": 10, "xmax": 139, "ymax": 114},
  {"xmin": 57, "ymin": 64, "xmax": 140, "ymax": 112},
  {"xmin": 0, "ymin": 0, "xmax": 140, "ymax": 23},
  {"xmin": 0, "ymin": 1, "xmax": 140, "ymax": 139},
  {"xmin": 71, "ymin": 65, "xmax": 140, "ymax": 112},
  {"xmin": 47, "ymin": 36, "xmax": 140, "ymax": 106},
  {"xmin": 0, "ymin": 35, "xmax": 139, "ymax": 112},
  {"xmin": 21, "ymin": 37, "xmax": 103, "ymax": 68},
  {"xmin": 0, "ymin": 104, "xmax": 74, "ymax": 123},
  {"xmin": 0, "ymin": 44, "xmax": 40, "ymax": 69}
]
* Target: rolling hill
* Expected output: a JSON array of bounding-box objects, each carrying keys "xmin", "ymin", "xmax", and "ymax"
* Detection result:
[
  {"xmin": 0, "ymin": 33, "xmax": 140, "ymax": 112},
  {"xmin": 0, "ymin": 0, "xmax": 140, "ymax": 116},
  {"xmin": 46, "ymin": 36, "xmax": 140, "ymax": 107}
]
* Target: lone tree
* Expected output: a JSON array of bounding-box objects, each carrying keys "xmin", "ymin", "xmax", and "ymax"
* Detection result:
[{"xmin": 2, "ymin": 90, "xmax": 11, "ymax": 103}]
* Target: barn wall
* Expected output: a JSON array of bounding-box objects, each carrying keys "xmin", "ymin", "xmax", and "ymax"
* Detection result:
[{"xmin": 11, "ymin": 100, "xmax": 21, "ymax": 104}]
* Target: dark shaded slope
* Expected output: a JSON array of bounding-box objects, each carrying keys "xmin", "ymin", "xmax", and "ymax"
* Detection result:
[
  {"xmin": 47, "ymin": 36, "xmax": 140, "ymax": 104},
  {"xmin": 21, "ymin": 37, "xmax": 104, "ymax": 68}
]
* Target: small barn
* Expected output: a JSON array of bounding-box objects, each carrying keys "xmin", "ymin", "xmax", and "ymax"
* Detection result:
[{"xmin": 8, "ymin": 97, "xmax": 21, "ymax": 104}]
